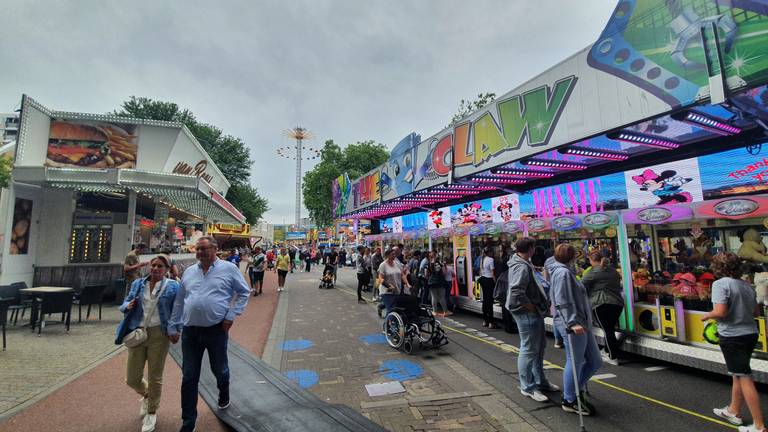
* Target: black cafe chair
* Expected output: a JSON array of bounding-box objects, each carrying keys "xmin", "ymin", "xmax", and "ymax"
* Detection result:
[
  {"xmin": 35, "ymin": 292, "xmax": 73, "ymax": 335},
  {"xmin": 73, "ymin": 284, "xmax": 106, "ymax": 322},
  {"xmin": 0, "ymin": 297, "xmax": 11, "ymax": 350},
  {"xmin": 0, "ymin": 284, "xmax": 31, "ymax": 326}
]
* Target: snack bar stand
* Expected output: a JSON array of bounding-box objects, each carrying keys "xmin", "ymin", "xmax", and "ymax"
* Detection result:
[{"xmin": 0, "ymin": 95, "xmax": 245, "ymax": 299}]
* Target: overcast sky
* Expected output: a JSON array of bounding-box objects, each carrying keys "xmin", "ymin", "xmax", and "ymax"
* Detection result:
[{"xmin": 1, "ymin": 1, "xmax": 616, "ymax": 225}]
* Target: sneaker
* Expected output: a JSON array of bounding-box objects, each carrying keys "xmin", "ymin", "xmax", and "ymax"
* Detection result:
[
  {"xmin": 579, "ymin": 392, "xmax": 596, "ymax": 414},
  {"xmin": 561, "ymin": 398, "xmax": 593, "ymax": 416},
  {"xmin": 358, "ymin": 298, "xmax": 366, "ymax": 303},
  {"xmin": 601, "ymin": 352, "xmax": 620, "ymax": 366},
  {"xmin": 521, "ymin": 389, "xmax": 548, "ymax": 402},
  {"xmin": 218, "ymin": 394, "xmax": 230, "ymax": 410},
  {"xmin": 738, "ymin": 425, "xmax": 767, "ymax": 432},
  {"xmin": 141, "ymin": 414, "xmax": 157, "ymax": 432},
  {"xmin": 540, "ymin": 382, "xmax": 560, "ymax": 392},
  {"xmin": 553, "ymin": 342, "xmax": 564, "ymax": 349},
  {"xmin": 139, "ymin": 396, "xmax": 148, "ymax": 416},
  {"xmin": 714, "ymin": 406, "xmax": 743, "ymax": 426}
]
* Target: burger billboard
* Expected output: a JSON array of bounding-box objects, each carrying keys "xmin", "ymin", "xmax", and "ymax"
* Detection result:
[{"xmin": 46, "ymin": 120, "xmax": 138, "ymax": 169}]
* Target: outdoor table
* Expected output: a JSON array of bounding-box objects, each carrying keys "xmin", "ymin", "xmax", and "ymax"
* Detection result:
[{"xmin": 21, "ymin": 287, "xmax": 75, "ymax": 331}]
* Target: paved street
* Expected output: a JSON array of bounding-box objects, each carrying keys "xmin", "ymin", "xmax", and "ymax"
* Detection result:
[
  {"xmin": 297, "ymin": 266, "xmax": 768, "ymax": 432},
  {"xmin": 265, "ymin": 266, "xmax": 551, "ymax": 432}
]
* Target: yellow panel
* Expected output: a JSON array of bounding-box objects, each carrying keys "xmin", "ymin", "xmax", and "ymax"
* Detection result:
[
  {"xmin": 684, "ymin": 312, "xmax": 708, "ymax": 344},
  {"xmin": 755, "ymin": 318, "xmax": 767, "ymax": 353},
  {"xmin": 660, "ymin": 306, "xmax": 677, "ymax": 338},
  {"xmin": 634, "ymin": 305, "xmax": 660, "ymax": 337}
]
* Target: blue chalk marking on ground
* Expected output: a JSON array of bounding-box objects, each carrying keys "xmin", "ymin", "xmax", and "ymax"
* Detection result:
[
  {"xmin": 284, "ymin": 370, "xmax": 319, "ymax": 389},
  {"xmin": 359, "ymin": 333, "xmax": 387, "ymax": 345},
  {"xmin": 380, "ymin": 359, "xmax": 424, "ymax": 381},
  {"xmin": 281, "ymin": 339, "xmax": 314, "ymax": 351}
]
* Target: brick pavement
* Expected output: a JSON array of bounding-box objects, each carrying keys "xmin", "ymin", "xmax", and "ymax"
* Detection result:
[
  {"xmin": 0, "ymin": 306, "xmax": 123, "ymax": 415},
  {"xmin": 0, "ymin": 263, "xmax": 279, "ymax": 431},
  {"xmin": 267, "ymin": 267, "xmax": 552, "ymax": 432}
]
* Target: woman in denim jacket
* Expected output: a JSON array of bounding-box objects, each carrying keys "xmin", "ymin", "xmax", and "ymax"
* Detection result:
[{"xmin": 117, "ymin": 255, "xmax": 180, "ymax": 432}]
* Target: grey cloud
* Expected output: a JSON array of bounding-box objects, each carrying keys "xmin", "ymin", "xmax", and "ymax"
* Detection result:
[{"xmin": 0, "ymin": 0, "xmax": 615, "ymax": 223}]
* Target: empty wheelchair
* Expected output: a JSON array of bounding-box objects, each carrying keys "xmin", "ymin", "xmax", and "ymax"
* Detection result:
[{"xmin": 384, "ymin": 295, "xmax": 448, "ymax": 354}]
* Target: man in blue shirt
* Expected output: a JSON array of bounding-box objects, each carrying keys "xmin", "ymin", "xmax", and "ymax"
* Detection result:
[{"xmin": 169, "ymin": 236, "xmax": 250, "ymax": 432}]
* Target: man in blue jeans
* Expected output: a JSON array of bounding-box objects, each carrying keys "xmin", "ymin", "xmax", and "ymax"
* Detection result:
[
  {"xmin": 169, "ymin": 236, "xmax": 250, "ymax": 432},
  {"xmin": 506, "ymin": 237, "xmax": 560, "ymax": 403}
]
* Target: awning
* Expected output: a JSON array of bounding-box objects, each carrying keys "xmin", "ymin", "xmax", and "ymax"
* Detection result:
[{"xmin": 12, "ymin": 166, "xmax": 246, "ymax": 224}]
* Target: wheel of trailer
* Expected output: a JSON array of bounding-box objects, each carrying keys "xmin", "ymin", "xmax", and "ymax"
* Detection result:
[{"xmin": 384, "ymin": 312, "xmax": 405, "ymax": 349}]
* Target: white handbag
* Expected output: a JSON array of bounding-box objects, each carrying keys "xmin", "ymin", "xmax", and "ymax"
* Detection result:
[{"xmin": 124, "ymin": 279, "xmax": 166, "ymax": 348}]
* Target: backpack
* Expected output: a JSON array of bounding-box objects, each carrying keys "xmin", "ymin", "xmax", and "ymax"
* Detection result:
[{"xmin": 493, "ymin": 270, "xmax": 509, "ymax": 303}]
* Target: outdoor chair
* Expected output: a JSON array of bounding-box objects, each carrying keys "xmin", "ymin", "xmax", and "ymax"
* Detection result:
[
  {"xmin": 0, "ymin": 298, "xmax": 11, "ymax": 350},
  {"xmin": 0, "ymin": 284, "xmax": 31, "ymax": 326},
  {"xmin": 73, "ymin": 284, "xmax": 106, "ymax": 322},
  {"xmin": 35, "ymin": 291, "xmax": 73, "ymax": 335}
]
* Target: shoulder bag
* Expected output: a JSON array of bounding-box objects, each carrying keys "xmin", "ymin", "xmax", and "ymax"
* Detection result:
[{"xmin": 124, "ymin": 279, "xmax": 167, "ymax": 348}]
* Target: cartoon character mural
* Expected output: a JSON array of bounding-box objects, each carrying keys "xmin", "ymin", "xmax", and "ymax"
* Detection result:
[
  {"xmin": 429, "ymin": 210, "xmax": 444, "ymax": 228},
  {"xmin": 492, "ymin": 194, "xmax": 520, "ymax": 222},
  {"xmin": 588, "ymin": 0, "xmax": 768, "ymax": 108},
  {"xmin": 631, "ymin": 169, "xmax": 693, "ymax": 205},
  {"xmin": 380, "ymin": 133, "xmax": 420, "ymax": 201},
  {"xmin": 450, "ymin": 200, "xmax": 493, "ymax": 227},
  {"xmin": 414, "ymin": 134, "xmax": 452, "ymax": 191},
  {"xmin": 427, "ymin": 206, "xmax": 452, "ymax": 230},
  {"xmin": 332, "ymin": 174, "xmax": 351, "ymax": 218},
  {"xmin": 625, "ymin": 158, "xmax": 703, "ymax": 208}
]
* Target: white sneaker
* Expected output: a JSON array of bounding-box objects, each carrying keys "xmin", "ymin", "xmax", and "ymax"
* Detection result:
[
  {"xmin": 521, "ymin": 389, "xmax": 548, "ymax": 402},
  {"xmin": 714, "ymin": 406, "xmax": 743, "ymax": 426},
  {"xmin": 141, "ymin": 413, "xmax": 157, "ymax": 432},
  {"xmin": 139, "ymin": 396, "xmax": 148, "ymax": 416},
  {"xmin": 541, "ymin": 382, "xmax": 560, "ymax": 392},
  {"xmin": 601, "ymin": 352, "xmax": 620, "ymax": 366},
  {"xmin": 738, "ymin": 425, "xmax": 766, "ymax": 432}
]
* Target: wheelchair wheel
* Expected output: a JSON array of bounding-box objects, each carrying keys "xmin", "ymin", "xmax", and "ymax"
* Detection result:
[
  {"xmin": 384, "ymin": 312, "xmax": 405, "ymax": 349},
  {"xmin": 403, "ymin": 338, "xmax": 414, "ymax": 355}
]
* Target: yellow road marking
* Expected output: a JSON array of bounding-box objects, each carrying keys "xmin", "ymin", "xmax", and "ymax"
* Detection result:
[{"xmin": 333, "ymin": 285, "xmax": 736, "ymax": 429}]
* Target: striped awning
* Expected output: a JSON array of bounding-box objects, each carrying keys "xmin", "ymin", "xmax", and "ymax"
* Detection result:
[{"xmin": 13, "ymin": 166, "xmax": 246, "ymax": 224}]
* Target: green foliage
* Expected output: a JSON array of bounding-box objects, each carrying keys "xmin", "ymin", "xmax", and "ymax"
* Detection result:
[
  {"xmin": 114, "ymin": 96, "xmax": 267, "ymax": 223},
  {"xmin": 0, "ymin": 156, "xmax": 12, "ymax": 188},
  {"xmin": 449, "ymin": 92, "xmax": 496, "ymax": 126},
  {"xmin": 302, "ymin": 139, "xmax": 388, "ymax": 227}
]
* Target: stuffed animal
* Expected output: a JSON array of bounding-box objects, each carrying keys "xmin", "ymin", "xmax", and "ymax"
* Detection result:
[
  {"xmin": 738, "ymin": 228, "xmax": 768, "ymax": 264},
  {"xmin": 671, "ymin": 272, "xmax": 698, "ymax": 298},
  {"xmin": 633, "ymin": 268, "xmax": 650, "ymax": 290},
  {"xmin": 690, "ymin": 235, "xmax": 714, "ymax": 266},
  {"xmin": 754, "ymin": 272, "xmax": 768, "ymax": 306}
]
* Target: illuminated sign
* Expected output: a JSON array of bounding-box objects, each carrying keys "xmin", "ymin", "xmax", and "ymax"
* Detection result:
[
  {"xmin": 552, "ymin": 216, "xmax": 580, "ymax": 231},
  {"xmin": 208, "ymin": 223, "xmax": 250, "ymax": 236},
  {"xmin": 714, "ymin": 199, "xmax": 759, "ymax": 217},
  {"xmin": 583, "ymin": 212, "xmax": 615, "ymax": 228}
]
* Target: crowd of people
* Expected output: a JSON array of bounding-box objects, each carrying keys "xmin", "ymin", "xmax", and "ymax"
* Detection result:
[{"xmin": 119, "ymin": 236, "xmax": 767, "ymax": 432}]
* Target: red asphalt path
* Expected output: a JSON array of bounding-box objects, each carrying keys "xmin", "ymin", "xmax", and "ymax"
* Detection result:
[{"xmin": 0, "ymin": 268, "xmax": 281, "ymax": 432}]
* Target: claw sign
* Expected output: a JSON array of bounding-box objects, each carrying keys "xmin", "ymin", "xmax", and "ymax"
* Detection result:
[{"xmin": 414, "ymin": 134, "xmax": 453, "ymax": 191}]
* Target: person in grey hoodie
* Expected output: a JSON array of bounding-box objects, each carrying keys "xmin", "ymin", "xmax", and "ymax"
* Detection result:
[
  {"xmin": 547, "ymin": 243, "xmax": 602, "ymax": 416},
  {"xmin": 507, "ymin": 237, "xmax": 559, "ymax": 402}
]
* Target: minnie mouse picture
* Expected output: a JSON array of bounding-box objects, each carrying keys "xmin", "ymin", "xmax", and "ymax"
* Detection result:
[
  {"xmin": 631, "ymin": 169, "xmax": 693, "ymax": 205},
  {"xmin": 429, "ymin": 210, "xmax": 444, "ymax": 228},
  {"xmin": 497, "ymin": 202, "xmax": 515, "ymax": 223},
  {"xmin": 459, "ymin": 203, "xmax": 482, "ymax": 225}
]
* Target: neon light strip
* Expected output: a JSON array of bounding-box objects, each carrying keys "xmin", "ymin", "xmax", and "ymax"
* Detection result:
[
  {"xmin": 612, "ymin": 132, "xmax": 679, "ymax": 149},
  {"xmin": 561, "ymin": 146, "xmax": 629, "ymax": 161},
  {"xmin": 522, "ymin": 159, "xmax": 588, "ymax": 170}
]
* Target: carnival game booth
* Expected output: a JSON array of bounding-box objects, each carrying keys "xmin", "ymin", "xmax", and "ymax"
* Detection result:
[
  {"xmin": 1, "ymin": 96, "xmax": 245, "ymax": 299},
  {"xmin": 340, "ymin": 1, "xmax": 768, "ymax": 380}
]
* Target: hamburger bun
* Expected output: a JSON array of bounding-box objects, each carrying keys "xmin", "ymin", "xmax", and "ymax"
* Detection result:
[{"xmin": 49, "ymin": 121, "xmax": 107, "ymax": 142}]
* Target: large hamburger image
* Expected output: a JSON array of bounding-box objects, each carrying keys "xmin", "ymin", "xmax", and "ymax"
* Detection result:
[{"xmin": 46, "ymin": 121, "xmax": 138, "ymax": 168}]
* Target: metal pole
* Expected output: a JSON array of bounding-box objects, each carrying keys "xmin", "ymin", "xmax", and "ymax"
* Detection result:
[{"xmin": 295, "ymin": 135, "xmax": 302, "ymax": 227}]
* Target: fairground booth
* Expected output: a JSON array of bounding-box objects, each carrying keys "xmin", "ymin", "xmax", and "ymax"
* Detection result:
[
  {"xmin": 0, "ymin": 95, "xmax": 245, "ymax": 298},
  {"xmin": 336, "ymin": 0, "xmax": 768, "ymax": 381}
]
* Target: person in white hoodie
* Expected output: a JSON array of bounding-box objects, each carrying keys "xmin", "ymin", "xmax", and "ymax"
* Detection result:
[{"xmin": 547, "ymin": 243, "xmax": 602, "ymax": 417}]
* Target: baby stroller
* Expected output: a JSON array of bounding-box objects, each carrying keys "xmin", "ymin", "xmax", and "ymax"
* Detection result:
[
  {"xmin": 384, "ymin": 295, "xmax": 448, "ymax": 354},
  {"xmin": 319, "ymin": 264, "xmax": 335, "ymax": 289}
]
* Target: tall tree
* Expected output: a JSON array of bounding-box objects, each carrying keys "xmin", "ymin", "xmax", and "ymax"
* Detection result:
[
  {"xmin": 114, "ymin": 97, "xmax": 268, "ymax": 223},
  {"xmin": 449, "ymin": 92, "xmax": 496, "ymax": 126},
  {"xmin": 302, "ymin": 139, "xmax": 388, "ymax": 227}
]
